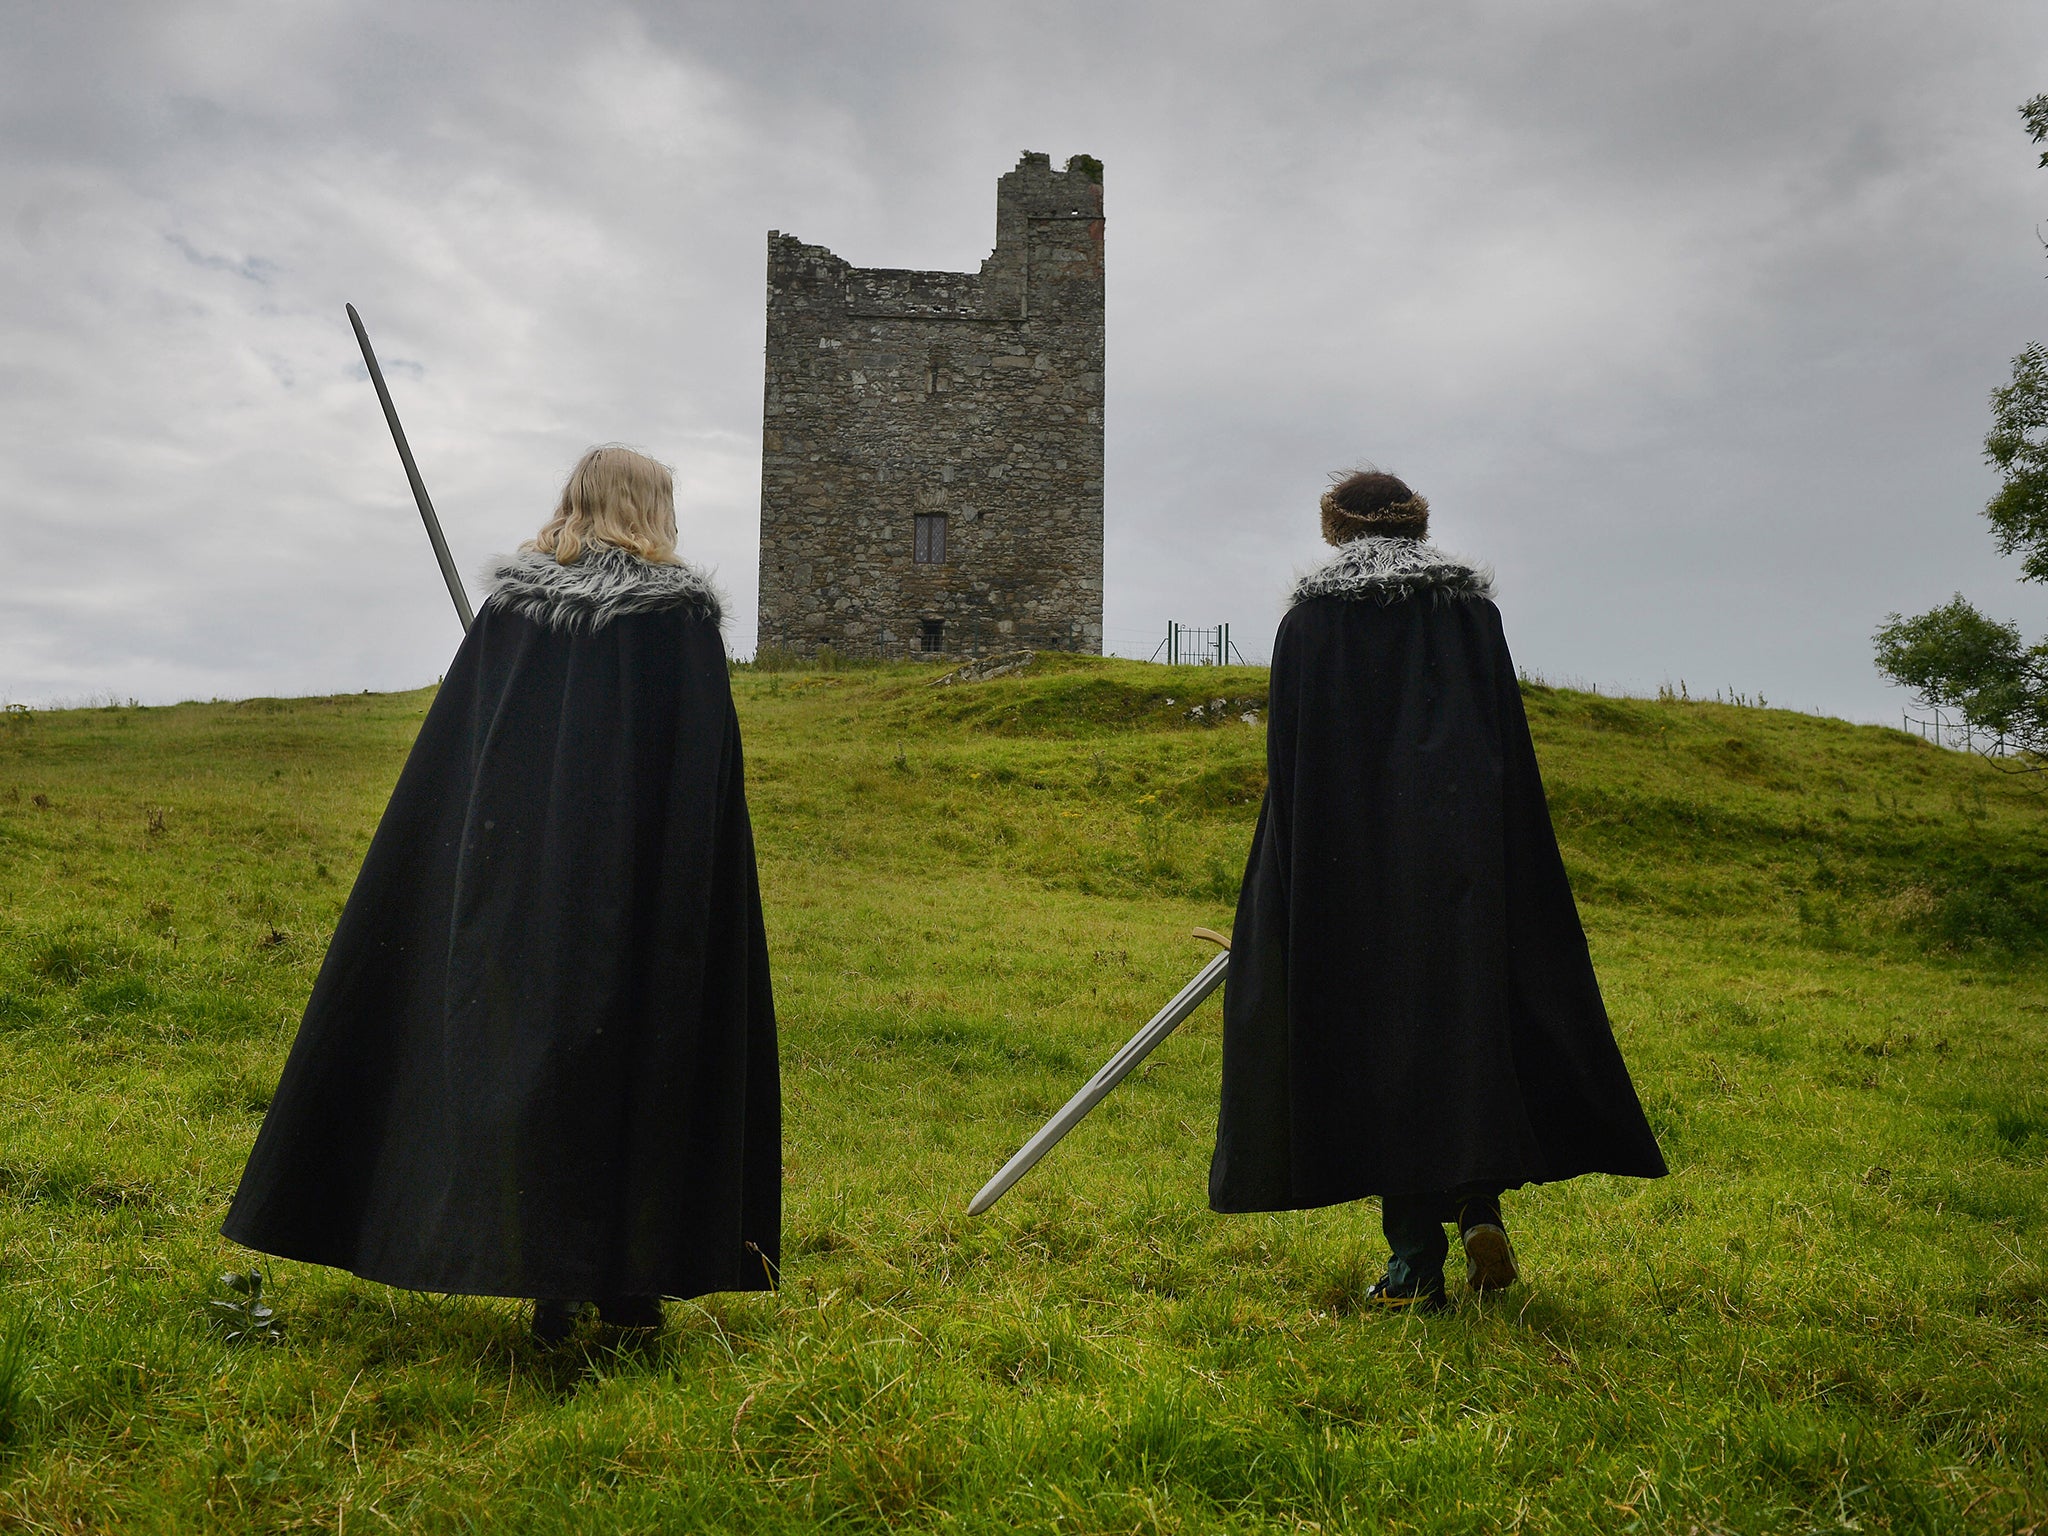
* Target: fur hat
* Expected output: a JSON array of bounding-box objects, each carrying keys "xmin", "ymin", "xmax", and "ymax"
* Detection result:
[{"xmin": 1320, "ymin": 470, "xmax": 1429, "ymax": 545}]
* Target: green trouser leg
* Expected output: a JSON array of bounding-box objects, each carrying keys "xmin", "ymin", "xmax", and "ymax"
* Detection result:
[{"xmin": 1382, "ymin": 1187, "xmax": 1503, "ymax": 1290}]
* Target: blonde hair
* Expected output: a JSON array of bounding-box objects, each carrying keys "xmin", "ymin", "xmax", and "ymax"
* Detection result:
[{"xmin": 528, "ymin": 445, "xmax": 680, "ymax": 565}]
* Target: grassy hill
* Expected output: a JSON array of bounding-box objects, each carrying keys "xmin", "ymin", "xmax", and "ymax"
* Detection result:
[{"xmin": 0, "ymin": 655, "xmax": 2044, "ymax": 1532}]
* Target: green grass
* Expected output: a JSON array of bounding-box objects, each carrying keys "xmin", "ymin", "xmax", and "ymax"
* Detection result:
[{"xmin": 1, "ymin": 656, "xmax": 2045, "ymax": 1532}]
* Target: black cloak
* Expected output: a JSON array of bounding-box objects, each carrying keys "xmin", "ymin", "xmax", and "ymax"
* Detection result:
[
  {"xmin": 1209, "ymin": 536, "xmax": 1666, "ymax": 1213},
  {"xmin": 223, "ymin": 545, "xmax": 780, "ymax": 1300}
]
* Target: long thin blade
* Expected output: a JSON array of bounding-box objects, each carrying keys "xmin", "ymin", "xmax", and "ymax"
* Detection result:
[
  {"xmin": 967, "ymin": 949, "xmax": 1230, "ymax": 1215},
  {"xmin": 346, "ymin": 303, "xmax": 474, "ymax": 632}
]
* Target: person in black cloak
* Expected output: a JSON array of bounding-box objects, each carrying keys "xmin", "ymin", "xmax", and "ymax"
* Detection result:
[
  {"xmin": 1208, "ymin": 469, "xmax": 1666, "ymax": 1311},
  {"xmin": 221, "ymin": 445, "xmax": 780, "ymax": 1343}
]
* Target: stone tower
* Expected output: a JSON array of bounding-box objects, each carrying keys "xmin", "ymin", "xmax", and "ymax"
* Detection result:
[{"xmin": 757, "ymin": 152, "xmax": 1104, "ymax": 658}]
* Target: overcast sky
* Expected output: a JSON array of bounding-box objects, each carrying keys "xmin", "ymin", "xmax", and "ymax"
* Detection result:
[{"xmin": 3, "ymin": 1, "xmax": 2045, "ymax": 720}]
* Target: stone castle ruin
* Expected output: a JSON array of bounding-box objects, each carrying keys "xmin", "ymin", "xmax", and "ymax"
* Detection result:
[{"xmin": 757, "ymin": 153, "xmax": 1105, "ymax": 659}]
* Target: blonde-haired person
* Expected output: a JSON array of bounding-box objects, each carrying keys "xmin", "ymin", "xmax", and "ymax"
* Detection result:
[
  {"xmin": 224, "ymin": 446, "xmax": 781, "ymax": 1344},
  {"xmin": 530, "ymin": 443, "xmax": 681, "ymax": 564}
]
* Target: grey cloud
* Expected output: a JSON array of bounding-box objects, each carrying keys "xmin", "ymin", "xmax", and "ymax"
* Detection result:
[{"xmin": 1, "ymin": 0, "xmax": 2044, "ymax": 720}]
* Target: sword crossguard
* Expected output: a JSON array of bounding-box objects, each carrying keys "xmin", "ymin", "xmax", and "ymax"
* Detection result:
[{"xmin": 1192, "ymin": 927, "xmax": 1231, "ymax": 950}]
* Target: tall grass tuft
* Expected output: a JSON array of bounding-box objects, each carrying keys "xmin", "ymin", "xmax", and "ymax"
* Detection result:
[{"xmin": 0, "ymin": 1312, "xmax": 32, "ymax": 1452}]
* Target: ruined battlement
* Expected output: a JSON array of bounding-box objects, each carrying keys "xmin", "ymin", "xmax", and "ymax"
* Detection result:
[{"xmin": 757, "ymin": 154, "xmax": 1105, "ymax": 658}]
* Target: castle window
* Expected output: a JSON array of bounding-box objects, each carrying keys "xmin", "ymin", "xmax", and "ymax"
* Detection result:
[
  {"xmin": 914, "ymin": 512, "xmax": 948, "ymax": 564},
  {"xmin": 920, "ymin": 618, "xmax": 946, "ymax": 653}
]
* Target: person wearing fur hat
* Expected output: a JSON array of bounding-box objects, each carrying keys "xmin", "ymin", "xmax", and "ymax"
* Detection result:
[
  {"xmin": 223, "ymin": 445, "xmax": 780, "ymax": 1343},
  {"xmin": 1208, "ymin": 469, "xmax": 1666, "ymax": 1310}
]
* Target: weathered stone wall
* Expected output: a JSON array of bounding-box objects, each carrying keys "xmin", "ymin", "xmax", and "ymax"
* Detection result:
[{"xmin": 758, "ymin": 152, "xmax": 1105, "ymax": 658}]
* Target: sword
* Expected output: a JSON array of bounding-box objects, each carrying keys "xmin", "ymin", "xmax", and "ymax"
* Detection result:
[
  {"xmin": 346, "ymin": 303, "xmax": 474, "ymax": 632},
  {"xmin": 967, "ymin": 928, "xmax": 1231, "ymax": 1215}
]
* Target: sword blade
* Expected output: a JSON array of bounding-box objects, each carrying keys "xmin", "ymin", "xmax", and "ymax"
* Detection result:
[
  {"xmin": 967, "ymin": 948, "xmax": 1230, "ymax": 1215},
  {"xmin": 346, "ymin": 303, "xmax": 474, "ymax": 632}
]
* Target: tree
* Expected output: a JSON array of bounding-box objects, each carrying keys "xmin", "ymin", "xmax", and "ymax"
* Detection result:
[
  {"xmin": 1875, "ymin": 97, "xmax": 2048, "ymax": 759},
  {"xmin": 1873, "ymin": 594, "xmax": 2047, "ymax": 742}
]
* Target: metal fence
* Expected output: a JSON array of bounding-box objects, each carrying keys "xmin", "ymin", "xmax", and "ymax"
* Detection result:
[
  {"xmin": 1902, "ymin": 706, "xmax": 2015, "ymax": 756},
  {"xmin": 1151, "ymin": 622, "xmax": 1248, "ymax": 667}
]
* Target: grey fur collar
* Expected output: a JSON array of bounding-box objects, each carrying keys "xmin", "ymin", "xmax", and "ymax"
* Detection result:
[
  {"xmin": 1290, "ymin": 536, "xmax": 1495, "ymax": 607},
  {"xmin": 479, "ymin": 544, "xmax": 725, "ymax": 634}
]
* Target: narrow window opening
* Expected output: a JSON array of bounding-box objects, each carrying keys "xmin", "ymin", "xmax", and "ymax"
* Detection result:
[
  {"xmin": 914, "ymin": 512, "xmax": 948, "ymax": 564},
  {"xmin": 920, "ymin": 618, "xmax": 946, "ymax": 653}
]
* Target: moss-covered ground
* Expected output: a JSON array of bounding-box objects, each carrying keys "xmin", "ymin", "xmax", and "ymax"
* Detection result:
[{"xmin": 0, "ymin": 655, "xmax": 2044, "ymax": 1532}]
